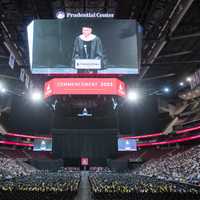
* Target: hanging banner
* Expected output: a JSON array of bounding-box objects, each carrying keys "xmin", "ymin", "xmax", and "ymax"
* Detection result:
[
  {"xmin": 81, "ymin": 157, "xmax": 89, "ymax": 166},
  {"xmin": 190, "ymin": 68, "xmax": 200, "ymax": 89},
  {"xmin": 19, "ymin": 68, "xmax": 25, "ymax": 82},
  {"xmin": 9, "ymin": 53, "xmax": 15, "ymax": 69},
  {"xmin": 44, "ymin": 78, "xmax": 126, "ymax": 98},
  {"xmin": 25, "ymin": 73, "xmax": 30, "ymax": 89}
]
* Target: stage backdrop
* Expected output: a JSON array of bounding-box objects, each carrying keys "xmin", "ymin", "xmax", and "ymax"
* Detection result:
[{"xmin": 52, "ymin": 129, "xmax": 118, "ymax": 166}]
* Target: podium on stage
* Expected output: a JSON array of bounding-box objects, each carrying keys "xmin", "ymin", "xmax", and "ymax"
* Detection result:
[{"xmin": 75, "ymin": 59, "xmax": 101, "ymax": 70}]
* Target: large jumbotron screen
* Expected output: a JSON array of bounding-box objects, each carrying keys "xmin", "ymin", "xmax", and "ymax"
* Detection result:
[
  {"xmin": 33, "ymin": 139, "xmax": 52, "ymax": 151},
  {"xmin": 118, "ymin": 138, "xmax": 137, "ymax": 151},
  {"xmin": 27, "ymin": 19, "xmax": 142, "ymax": 75}
]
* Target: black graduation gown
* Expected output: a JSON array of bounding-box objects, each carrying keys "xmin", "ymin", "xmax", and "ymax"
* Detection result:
[{"xmin": 72, "ymin": 35, "xmax": 106, "ymax": 67}]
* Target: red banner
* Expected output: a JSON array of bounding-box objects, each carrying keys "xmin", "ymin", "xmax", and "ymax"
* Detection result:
[
  {"xmin": 44, "ymin": 78, "xmax": 126, "ymax": 98},
  {"xmin": 81, "ymin": 157, "xmax": 89, "ymax": 166},
  {"xmin": 0, "ymin": 140, "xmax": 33, "ymax": 147}
]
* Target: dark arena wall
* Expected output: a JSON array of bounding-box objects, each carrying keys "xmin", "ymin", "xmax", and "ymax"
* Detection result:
[{"xmin": 52, "ymin": 129, "xmax": 118, "ymax": 166}]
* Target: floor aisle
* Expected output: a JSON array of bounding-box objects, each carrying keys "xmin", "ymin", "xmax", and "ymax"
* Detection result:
[{"xmin": 75, "ymin": 171, "xmax": 92, "ymax": 200}]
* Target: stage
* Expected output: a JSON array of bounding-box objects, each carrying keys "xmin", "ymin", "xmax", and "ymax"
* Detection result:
[{"xmin": 52, "ymin": 129, "xmax": 118, "ymax": 166}]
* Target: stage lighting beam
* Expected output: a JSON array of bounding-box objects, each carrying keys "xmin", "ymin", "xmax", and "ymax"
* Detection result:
[
  {"xmin": 179, "ymin": 82, "xmax": 184, "ymax": 86},
  {"xmin": 0, "ymin": 88, "xmax": 6, "ymax": 93},
  {"xmin": 0, "ymin": 82, "xmax": 6, "ymax": 93},
  {"xmin": 127, "ymin": 90, "xmax": 140, "ymax": 102},
  {"xmin": 186, "ymin": 77, "xmax": 192, "ymax": 82},
  {"xmin": 31, "ymin": 91, "xmax": 43, "ymax": 102},
  {"xmin": 163, "ymin": 87, "xmax": 170, "ymax": 93}
]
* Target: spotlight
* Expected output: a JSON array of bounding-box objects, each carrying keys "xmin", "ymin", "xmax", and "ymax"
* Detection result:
[
  {"xmin": 163, "ymin": 87, "xmax": 170, "ymax": 93},
  {"xmin": 0, "ymin": 82, "xmax": 6, "ymax": 93},
  {"xmin": 127, "ymin": 90, "xmax": 140, "ymax": 102},
  {"xmin": 56, "ymin": 10, "xmax": 65, "ymax": 19},
  {"xmin": 0, "ymin": 88, "xmax": 6, "ymax": 93},
  {"xmin": 31, "ymin": 90, "xmax": 43, "ymax": 102},
  {"xmin": 186, "ymin": 77, "xmax": 192, "ymax": 82},
  {"xmin": 179, "ymin": 82, "xmax": 184, "ymax": 86}
]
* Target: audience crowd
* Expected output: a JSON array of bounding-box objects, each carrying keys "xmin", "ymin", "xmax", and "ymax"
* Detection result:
[
  {"xmin": 0, "ymin": 171, "xmax": 80, "ymax": 200},
  {"xmin": 0, "ymin": 153, "xmax": 80, "ymax": 199},
  {"xmin": 1, "ymin": 145, "xmax": 200, "ymax": 199},
  {"xmin": 0, "ymin": 157, "xmax": 35, "ymax": 179},
  {"xmin": 89, "ymin": 172, "xmax": 200, "ymax": 200},
  {"xmin": 89, "ymin": 167, "xmax": 111, "ymax": 172},
  {"xmin": 134, "ymin": 144, "xmax": 200, "ymax": 185}
]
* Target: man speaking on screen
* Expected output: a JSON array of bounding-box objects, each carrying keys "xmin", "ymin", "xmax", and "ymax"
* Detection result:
[{"xmin": 72, "ymin": 25, "xmax": 106, "ymax": 72}]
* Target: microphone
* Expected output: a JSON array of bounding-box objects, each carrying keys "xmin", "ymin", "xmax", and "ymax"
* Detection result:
[{"xmin": 83, "ymin": 44, "xmax": 88, "ymax": 59}]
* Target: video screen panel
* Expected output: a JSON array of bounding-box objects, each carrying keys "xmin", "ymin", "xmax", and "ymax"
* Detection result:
[
  {"xmin": 33, "ymin": 139, "xmax": 52, "ymax": 151},
  {"xmin": 27, "ymin": 19, "xmax": 142, "ymax": 75},
  {"xmin": 118, "ymin": 138, "xmax": 137, "ymax": 151}
]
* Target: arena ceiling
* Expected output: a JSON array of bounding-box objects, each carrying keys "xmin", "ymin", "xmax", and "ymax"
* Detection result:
[
  {"xmin": 0, "ymin": 0, "xmax": 199, "ymax": 135},
  {"xmin": 0, "ymin": 0, "xmax": 199, "ymax": 90}
]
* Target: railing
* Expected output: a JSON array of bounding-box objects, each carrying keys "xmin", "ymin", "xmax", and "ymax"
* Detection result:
[{"xmin": 1, "ymin": 124, "xmax": 200, "ymax": 148}]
